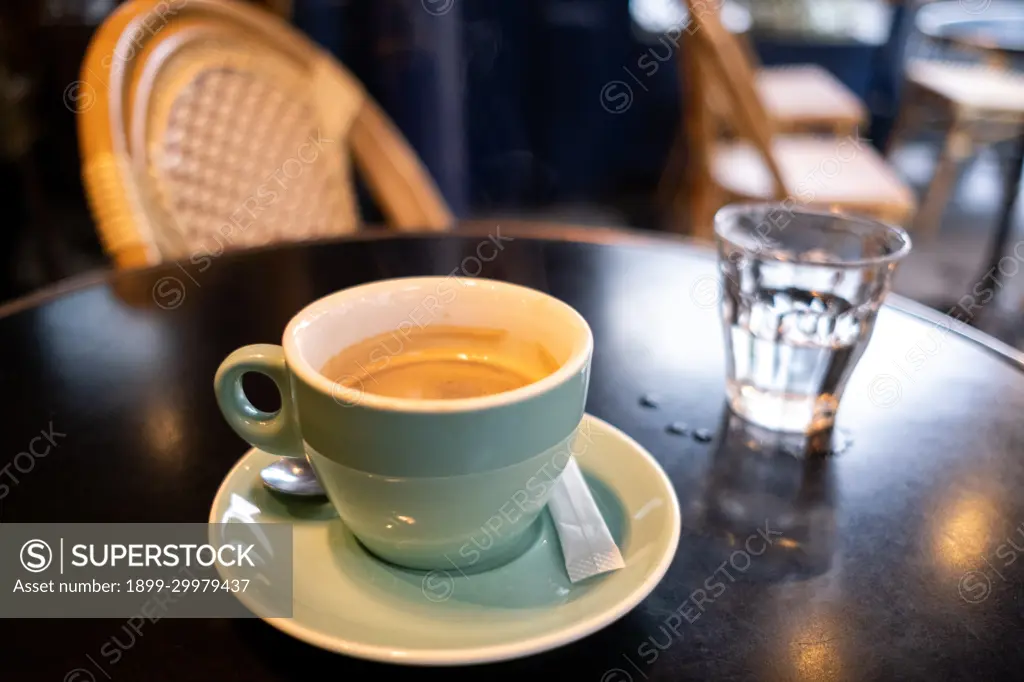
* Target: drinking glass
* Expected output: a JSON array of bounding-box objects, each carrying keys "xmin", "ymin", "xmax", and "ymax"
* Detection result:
[{"xmin": 715, "ymin": 204, "xmax": 911, "ymax": 433}]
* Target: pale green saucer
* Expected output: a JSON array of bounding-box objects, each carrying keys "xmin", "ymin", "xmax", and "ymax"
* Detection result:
[{"xmin": 208, "ymin": 414, "xmax": 680, "ymax": 666}]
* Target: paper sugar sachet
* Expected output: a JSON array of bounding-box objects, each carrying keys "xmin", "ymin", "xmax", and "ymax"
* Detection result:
[{"xmin": 547, "ymin": 456, "xmax": 625, "ymax": 582}]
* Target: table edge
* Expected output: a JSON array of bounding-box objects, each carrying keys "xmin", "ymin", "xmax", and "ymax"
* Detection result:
[
  {"xmin": 1, "ymin": 224, "xmax": 1021, "ymax": 371},
  {"xmin": 0, "ymin": 223, "xmax": 682, "ymax": 318},
  {"xmin": 884, "ymin": 295, "xmax": 1024, "ymax": 370},
  {"xmin": 926, "ymin": 33, "xmax": 1024, "ymax": 56}
]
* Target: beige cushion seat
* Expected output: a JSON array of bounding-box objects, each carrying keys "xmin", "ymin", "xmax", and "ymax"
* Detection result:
[
  {"xmin": 756, "ymin": 65, "xmax": 868, "ymax": 133},
  {"xmin": 712, "ymin": 136, "xmax": 916, "ymax": 225},
  {"xmin": 906, "ymin": 60, "xmax": 1024, "ymax": 112}
]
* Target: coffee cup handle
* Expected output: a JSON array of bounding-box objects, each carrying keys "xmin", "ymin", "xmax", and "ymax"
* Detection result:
[{"xmin": 214, "ymin": 344, "xmax": 304, "ymax": 458}]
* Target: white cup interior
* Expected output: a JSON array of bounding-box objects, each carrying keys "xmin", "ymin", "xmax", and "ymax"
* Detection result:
[{"xmin": 283, "ymin": 277, "xmax": 593, "ymax": 412}]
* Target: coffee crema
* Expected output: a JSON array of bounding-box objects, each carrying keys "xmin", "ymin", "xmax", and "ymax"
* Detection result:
[{"xmin": 320, "ymin": 325, "xmax": 560, "ymax": 400}]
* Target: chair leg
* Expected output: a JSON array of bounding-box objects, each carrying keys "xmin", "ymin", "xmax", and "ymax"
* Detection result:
[
  {"xmin": 657, "ymin": 128, "xmax": 688, "ymax": 222},
  {"xmin": 688, "ymin": 178, "xmax": 722, "ymax": 242},
  {"xmin": 913, "ymin": 115, "xmax": 971, "ymax": 236},
  {"xmin": 665, "ymin": 173, "xmax": 695, "ymax": 236},
  {"xmin": 885, "ymin": 83, "xmax": 915, "ymax": 158}
]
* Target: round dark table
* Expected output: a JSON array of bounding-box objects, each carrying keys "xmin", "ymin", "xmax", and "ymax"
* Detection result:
[
  {"xmin": 917, "ymin": 1, "xmax": 1024, "ymax": 58},
  {"xmin": 3, "ymin": 225, "xmax": 1024, "ymax": 681}
]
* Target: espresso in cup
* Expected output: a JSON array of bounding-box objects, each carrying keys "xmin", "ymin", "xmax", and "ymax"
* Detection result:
[{"xmin": 320, "ymin": 326, "xmax": 560, "ymax": 400}]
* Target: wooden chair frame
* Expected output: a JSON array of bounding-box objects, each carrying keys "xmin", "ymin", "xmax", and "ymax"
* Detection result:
[
  {"xmin": 708, "ymin": 29, "xmax": 864, "ymax": 138},
  {"xmin": 79, "ymin": 0, "xmax": 452, "ymax": 269},
  {"xmin": 676, "ymin": 0, "xmax": 912, "ymax": 238},
  {"xmin": 683, "ymin": 0, "xmax": 788, "ymax": 232}
]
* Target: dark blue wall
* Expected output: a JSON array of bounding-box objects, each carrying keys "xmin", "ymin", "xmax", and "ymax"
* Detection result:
[{"xmin": 293, "ymin": 0, "xmax": 895, "ymax": 216}]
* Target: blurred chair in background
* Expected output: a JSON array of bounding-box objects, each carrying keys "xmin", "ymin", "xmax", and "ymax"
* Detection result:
[
  {"xmin": 673, "ymin": 0, "xmax": 915, "ymax": 239},
  {"xmin": 714, "ymin": 28, "xmax": 868, "ymax": 138},
  {"xmin": 661, "ymin": 3, "xmax": 869, "ymax": 232},
  {"xmin": 887, "ymin": 63, "xmax": 1024, "ymax": 236},
  {"xmin": 79, "ymin": 0, "xmax": 452, "ymax": 270},
  {"xmin": 886, "ymin": 1, "xmax": 1024, "ymax": 237}
]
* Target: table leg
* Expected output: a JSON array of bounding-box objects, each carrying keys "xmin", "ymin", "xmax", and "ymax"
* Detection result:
[{"xmin": 973, "ymin": 131, "xmax": 1024, "ymax": 315}]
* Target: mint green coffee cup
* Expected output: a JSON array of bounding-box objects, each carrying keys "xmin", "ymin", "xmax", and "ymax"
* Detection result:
[{"xmin": 214, "ymin": 277, "xmax": 593, "ymax": 571}]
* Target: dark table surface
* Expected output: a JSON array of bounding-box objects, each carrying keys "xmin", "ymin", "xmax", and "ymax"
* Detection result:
[{"xmin": 3, "ymin": 225, "xmax": 1024, "ymax": 682}]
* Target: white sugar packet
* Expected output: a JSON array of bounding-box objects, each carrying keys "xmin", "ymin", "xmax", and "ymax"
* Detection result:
[{"xmin": 547, "ymin": 456, "xmax": 625, "ymax": 582}]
